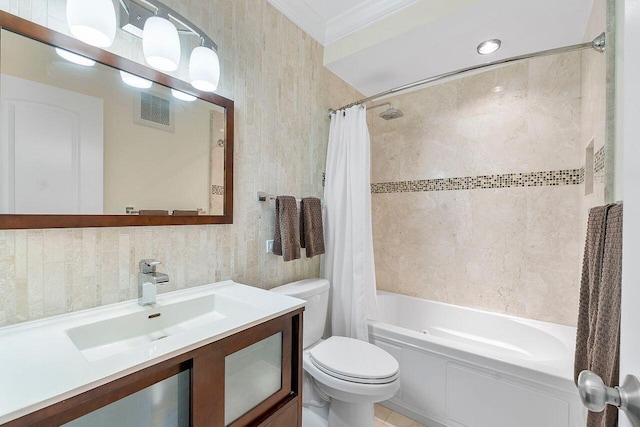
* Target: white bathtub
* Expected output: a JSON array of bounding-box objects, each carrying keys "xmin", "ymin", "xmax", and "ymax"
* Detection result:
[{"xmin": 368, "ymin": 291, "xmax": 587, "ymax": 427}]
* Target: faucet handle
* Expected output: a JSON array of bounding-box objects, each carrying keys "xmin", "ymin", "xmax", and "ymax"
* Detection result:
[{"xmin": 140, "ymin": 259, "xmax": 161, "ymax": 274}]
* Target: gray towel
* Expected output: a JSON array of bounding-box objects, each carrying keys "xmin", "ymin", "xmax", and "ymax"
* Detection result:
[
  {"xmin": 273, "ymin": 196, "xmax": 301, "ymax": 261},
  {"xmin": 139, "ymin": 210, "xmax": 169, "ymax": 215},
  {"xmin": 574, "ymin": 204, "xmax": 622, "ymax": 427},
  {"xmin": 172, "ymin": 210, "xmax": 199, "ymax": 216},
  {"xmin": 300, "ymin": 197, "xmax": 325, "ymax": 258}
]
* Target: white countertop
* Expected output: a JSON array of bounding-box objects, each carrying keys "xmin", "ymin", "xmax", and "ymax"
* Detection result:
[{"xmin": 0, "ymin": 280, "xmax": 305, "ymax": 424}]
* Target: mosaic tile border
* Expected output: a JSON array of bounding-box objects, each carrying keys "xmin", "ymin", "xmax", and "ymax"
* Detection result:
[
  {"xmin": 371, "ymin": 169, "xmax": 584, "ymax": 194},
  {"xmin": 211, "ymin": 185, "xmax": 225, "ymax": 195},
  {"xmin": 595, "ymin": 146, "xmax": 605, "ymax": 173}
]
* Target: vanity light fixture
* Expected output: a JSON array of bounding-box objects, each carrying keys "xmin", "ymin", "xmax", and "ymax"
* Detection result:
[
  {"xmin": 66, "ymin": 0, "xmax": 221, "ymax": 92},
  {"xmin": 119, "ymin": 1, "xmax": 153, "ymax": 38},
  {"xmin": 66, "ymin": 0, "xmax": 116, "ymax": 48},
  {"xmin": 143, "ymin": 15, "xmax": 181, "ymax": 71},
  {"xmin": 171, "ymin": 89, "xmax": 197, "ymax": 102},
  {"xmin": 120, "ymin": 71, "xmax": 153, "ymax": 89},
  {"xmin": 55, "ymin": 48, "xmax": 96, "ymax": 67},
  {"xmin": 477, "ymin": 39, "xmax": 502, "ymax": 55},
  {"xmin": 189, "ymin": 44, "xmax": 220, "ymax": 92}
]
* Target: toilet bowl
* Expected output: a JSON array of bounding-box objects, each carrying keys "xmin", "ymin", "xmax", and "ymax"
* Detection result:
[{"xmin": 271, "ymin": 279, "xmax": 400, "ymax": 427}]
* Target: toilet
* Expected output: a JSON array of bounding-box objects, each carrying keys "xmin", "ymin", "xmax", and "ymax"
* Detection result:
[{"xmin": 271, "ymin": 278, "xmax": 399, "ymax": 427}]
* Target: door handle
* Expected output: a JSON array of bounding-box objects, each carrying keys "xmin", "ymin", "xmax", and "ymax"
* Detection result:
[{"xmin": 578, "ymin": 370, "xmax": 640, "ymax": 426}]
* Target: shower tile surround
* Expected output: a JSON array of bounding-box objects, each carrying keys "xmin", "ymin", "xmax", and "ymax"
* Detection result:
[
  {"xmin": 0, "ymin": 0, "xmax": 361, "ymax": 327},
  {"xmin": 370, "ymin": 43, "xmax": 607, "ymax": 326}
]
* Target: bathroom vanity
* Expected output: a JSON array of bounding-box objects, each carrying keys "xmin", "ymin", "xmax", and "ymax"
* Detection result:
[{"xmin": 0, "ymin": 281, "xmax": 304, "ymax": 427}]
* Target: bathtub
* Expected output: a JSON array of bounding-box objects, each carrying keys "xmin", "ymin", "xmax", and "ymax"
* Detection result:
[{"xmin": 368, "ymin": 291, "xmax": 587, "ymax": 427}]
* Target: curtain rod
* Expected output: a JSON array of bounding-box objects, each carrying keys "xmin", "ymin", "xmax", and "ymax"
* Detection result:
[{"xmin": 328, "ymin": 32, "xmax": 605, "ymax": 116}]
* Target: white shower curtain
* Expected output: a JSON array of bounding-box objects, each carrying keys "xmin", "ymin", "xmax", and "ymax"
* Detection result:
[{"xmin": 322, "ymin": 105, "xmax": 378, "ymax": 341}]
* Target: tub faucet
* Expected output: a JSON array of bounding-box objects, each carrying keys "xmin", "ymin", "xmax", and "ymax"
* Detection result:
[{"xmin": 138, "ymin": 259, "xmax": 169, "ymax": 306}]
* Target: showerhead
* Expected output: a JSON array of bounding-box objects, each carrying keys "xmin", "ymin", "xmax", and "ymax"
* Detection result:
[
  {"xmin": 369, "ymin": 102, "xmax": 405, "ymax": 120},
  {"xmin": 379, "ymin": 106, "xmax": 404, "ymax": 120}
]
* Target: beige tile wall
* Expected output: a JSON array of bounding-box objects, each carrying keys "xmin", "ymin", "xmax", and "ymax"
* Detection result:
[
  {"xmin": 369, "ymin": 51, "xmax": 602, "ymax": 326},
  {"xmin": 582, "ymin": 0, "xmax": 607, "ymax": 213},
  {"xmin": 0, "ymin": 0, "xmax": 360, "ymax": 327}
]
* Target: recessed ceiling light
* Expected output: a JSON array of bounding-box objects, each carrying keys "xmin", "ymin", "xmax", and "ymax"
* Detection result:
[
  {"xmin": 477, "ymin": 39, "xmax": 501, "ymax": 55},
  {"xmin": 55, "ymin": 48, "xmax": 96, "ymax": 67}
]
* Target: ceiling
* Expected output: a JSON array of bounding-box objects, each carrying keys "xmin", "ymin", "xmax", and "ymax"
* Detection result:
[{"xmin": 267, "ymin": 0, "xmax": 596, "ymax": 98}]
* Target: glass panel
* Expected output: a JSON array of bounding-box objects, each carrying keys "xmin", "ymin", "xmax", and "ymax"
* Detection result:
[
  {"xmin": 225, "ymin": 332, "xmax": 283, "ymax": 426},
  {"xmin": 63, "ymin": 370, "xmax": 190, "ymax": 427}
]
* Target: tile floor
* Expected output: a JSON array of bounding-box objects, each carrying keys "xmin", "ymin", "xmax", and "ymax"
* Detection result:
[{"xmin": 374, "ymin": 404, "xmax": 427, "ymax": 427}]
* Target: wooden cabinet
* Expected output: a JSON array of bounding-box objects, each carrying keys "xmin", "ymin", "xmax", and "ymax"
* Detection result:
[{"xmin": 4, "ymin": 309, "xmax": 303, "ymax": 427}]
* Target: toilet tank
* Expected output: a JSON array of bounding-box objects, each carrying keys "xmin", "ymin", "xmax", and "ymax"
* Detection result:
[{"xmin": 271, "ymin": 278, "xmax": 330, "ymax": 349}]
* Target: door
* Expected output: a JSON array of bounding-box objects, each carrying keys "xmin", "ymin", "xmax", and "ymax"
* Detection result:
[
  {"xmin": 618, "ymin": 0, "xmax": 640, "ymax": 426},
  {"xmin": 0, "ymin": 74, "xmax": 104, "ymax": 214}
]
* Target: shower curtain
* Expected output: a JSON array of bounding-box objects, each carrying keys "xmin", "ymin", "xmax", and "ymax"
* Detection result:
[{"xmin": 322, "ymin": 105, "xmax": 378, "ymax": 341}]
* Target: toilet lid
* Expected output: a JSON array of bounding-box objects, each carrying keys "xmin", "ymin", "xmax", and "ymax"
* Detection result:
[{"xmin": 309, "ymin": 336, "xmax": 399, "ymax": 384}]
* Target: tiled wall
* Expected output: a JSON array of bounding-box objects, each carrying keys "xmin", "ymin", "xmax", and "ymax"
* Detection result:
[
  {"xmin": 0, "ymin": 0, "xmax": 360, "ymax": 327},
  {"xmin": 369, "ymin": 49, "xmax": 604, "ymax": 326},
  {"xmin": 582, "ymin": 0, "xmax": 608, "ymax": 212}
]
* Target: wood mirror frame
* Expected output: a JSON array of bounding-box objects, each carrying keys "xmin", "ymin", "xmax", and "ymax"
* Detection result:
[{"xmin": 0, "ymin": 11, "xmax": 234, "ymax": 229}]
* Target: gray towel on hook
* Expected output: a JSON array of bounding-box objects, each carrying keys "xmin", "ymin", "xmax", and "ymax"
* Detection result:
[
  {"xmin": 300, "ymin": 197, "xmax": 325, "ymax": 258},
  {"xmin": 273, "ymin": 196, "xmax": 301, "ymax": 261},
  {"xmin": 574, "ymin": 204, "xmax": 622, "ymax": 427}
]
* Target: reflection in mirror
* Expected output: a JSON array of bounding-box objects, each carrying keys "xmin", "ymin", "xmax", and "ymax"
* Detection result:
[{"xmin": 0, "ymin": 29, "xmax": 226, "ymax": 216}]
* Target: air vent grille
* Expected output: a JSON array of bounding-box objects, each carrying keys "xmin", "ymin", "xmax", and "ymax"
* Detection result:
[
  {"xmin": 134, "ymin": 92, "xmax": 174, "ymax": 132},
  {"xmin": 141, "ymin": 93, "xmax": 170, "ymax": 126}
]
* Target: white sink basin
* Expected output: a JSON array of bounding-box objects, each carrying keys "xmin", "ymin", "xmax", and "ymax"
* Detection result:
[{"xmin": 66, "ymin": 293, "xmax": 250, "ymax": 361}]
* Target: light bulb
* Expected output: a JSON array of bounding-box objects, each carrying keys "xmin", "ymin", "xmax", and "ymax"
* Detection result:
[
  {"xmin": 55, "ymin": 48, "xmax": 96, "ymax": 67},
  {"xmin": 66, "ymin": 0, "xmax": 116, "ymax": 48},
  {"xmin": 171, "ymin": 89, "xmax": 197, "ymax": 102},
  {"xmin": 120, "ymin": 71, "xmax": 153, "ymax": 89},
  {"xmin": 143, "ymin": 16, "xmax": 181, "ymax": 72},
  {"xmin": 189, "ymin": 46, "xmax": 220, "ymax": 92}
]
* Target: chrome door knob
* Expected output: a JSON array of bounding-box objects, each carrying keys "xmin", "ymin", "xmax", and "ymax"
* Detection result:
[
  {"xmin": 578, "ymin": 370, "xmax": 620, "ymax": 412},
  {"xmin": 578, "ymin": 370, "xmax": 640, "ymax": 427}
]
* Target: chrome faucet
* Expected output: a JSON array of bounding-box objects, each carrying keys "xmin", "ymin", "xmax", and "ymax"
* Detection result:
[{"xmin": 138, "ymin": 259, "xmax": 169, "ymax": 306}]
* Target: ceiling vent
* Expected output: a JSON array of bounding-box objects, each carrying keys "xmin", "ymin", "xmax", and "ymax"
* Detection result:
[{"xmin": 134, "ymin": 92, "xmax": 175, "ymax": 132}]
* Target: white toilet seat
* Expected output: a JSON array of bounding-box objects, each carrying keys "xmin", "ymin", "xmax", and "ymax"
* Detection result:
[
  {"xmin": 303, "ymin": 336, "xmax": 400, "ymax": 406},
  {"xmin": 303, "ymin": 353, "xmax": 400, "ymax": 401},
  {"xmin": 308, "ymin": 336, "xmax": 399, "ymax": 384}
]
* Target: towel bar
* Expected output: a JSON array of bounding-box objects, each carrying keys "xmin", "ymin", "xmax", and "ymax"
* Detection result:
[{"xmin": 257, "ymin": 192, "xmax": 324, "ymax": 204}]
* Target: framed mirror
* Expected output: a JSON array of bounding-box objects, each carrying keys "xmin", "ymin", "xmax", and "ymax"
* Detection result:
[{"xmin": 0, "ymin": 11, "xmax": 234, "ymax": 229}]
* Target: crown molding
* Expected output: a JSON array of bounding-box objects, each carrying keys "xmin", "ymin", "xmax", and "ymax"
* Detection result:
[
  {"xmin": 266, "ymin": 0, "xmax": 327, "ymax": 44},
  {"xmin": 267, "ymin": 0, "xmax": 419, "ymax": 46},
  {"xmin": 324, "ymin": 0, "xmax": 421, "ymax": 45}
]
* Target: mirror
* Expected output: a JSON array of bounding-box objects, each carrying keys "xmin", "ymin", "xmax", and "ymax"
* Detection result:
[{"xmin": 0, "ymin": 12, "xmax": 234, "ymax": 229}]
